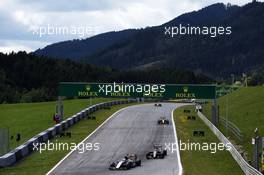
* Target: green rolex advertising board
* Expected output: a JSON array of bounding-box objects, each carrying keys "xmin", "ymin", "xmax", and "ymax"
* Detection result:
[{"xmin": 59, "ymin": 82, "xmax": 216, "ymax": 99}]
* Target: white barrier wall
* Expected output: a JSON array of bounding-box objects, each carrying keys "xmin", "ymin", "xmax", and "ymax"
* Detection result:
[{"xmin": 0, "ymin": 99, "xmax": 137, "ymax": 168}]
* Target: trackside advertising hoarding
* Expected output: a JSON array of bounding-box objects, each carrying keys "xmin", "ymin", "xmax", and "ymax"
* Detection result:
[{"xmin": 59, "ymin": 82, "xmax": 216, "ymax": 99}]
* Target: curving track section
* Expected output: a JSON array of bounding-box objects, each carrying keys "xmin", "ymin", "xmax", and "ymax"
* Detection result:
[{"xmin": 47, "ymin": 103, "xmax": 185, "ymax": 175}]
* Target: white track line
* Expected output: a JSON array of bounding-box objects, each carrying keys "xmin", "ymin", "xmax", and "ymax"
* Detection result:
[
  {"xmin": 46, "ymin": 105, "xmax": 134, "ymax": 175},
  {"xmin": 171, "ymin": 106, "xmax": 183, "ymax": 175},
  {"xmin": 47, "ymin": 103, "xmax": 183, "ymax": 175}
]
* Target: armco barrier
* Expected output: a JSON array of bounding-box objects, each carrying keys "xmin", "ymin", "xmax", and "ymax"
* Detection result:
[
  {"xmin": 219, "ymin": 117, "xmax": 244, "ymax": 141},
  {"xmin": 197, "ymin": 111, "xmax": 262, "ymax": 175},
  {"xmin": 0, "ymin": 99, "xmax": 137, "ymax": 168}
]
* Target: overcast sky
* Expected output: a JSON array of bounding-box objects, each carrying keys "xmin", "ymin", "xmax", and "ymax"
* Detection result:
[{"xmin": 0, "ymin": 0, "xmax": 259, "ymax": 53}]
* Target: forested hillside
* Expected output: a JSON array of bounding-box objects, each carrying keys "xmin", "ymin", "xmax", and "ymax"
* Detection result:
[
  {"xmin": 34, "ymin": 2, "xmax": 264, "ymax": 80},
  {"xmin": 86, "ymin": 2, "xmax": 264, "ymax": 79},
  {"xmin": 0, "ymin": 52, "xmax": 211, "ymax": 103}
]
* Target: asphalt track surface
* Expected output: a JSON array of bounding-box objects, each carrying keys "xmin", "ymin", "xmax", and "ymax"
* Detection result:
[{"xmin": 48, "ymin": 103, "xmax": 185, "ymax": 175}]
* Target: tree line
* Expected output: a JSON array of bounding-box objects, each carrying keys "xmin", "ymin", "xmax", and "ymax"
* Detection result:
[{"xmin": 0, "ymin": 52, "xmax": 212, "ymax": 103}]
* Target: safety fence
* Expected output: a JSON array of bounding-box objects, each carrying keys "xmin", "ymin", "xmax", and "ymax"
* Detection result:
[
  {"xmin": 219, "ymin": 117, "xmax": 244, "ymax": 141},
  {"xmin": 197, "ymin": 111, "xmax": 262, "ymax": 175}
]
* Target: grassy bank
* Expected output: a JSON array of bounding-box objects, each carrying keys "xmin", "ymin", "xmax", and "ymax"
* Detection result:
[
  {"xmin": 203, "ymin": 86, "xmax": 264, "ymax": 161},
  {"xmin": 0, "ymin": 98, "xmax": 115, "ymax": 150},
  {"xmin": 0, "ymin": 103, "xmax": 136, "ymax": 175},
  {"xmin": 174, "ymin": 105, "xmax": 244, "ymax": 175}
]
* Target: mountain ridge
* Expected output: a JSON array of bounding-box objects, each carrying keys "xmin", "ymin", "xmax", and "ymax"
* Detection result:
[
  {"xmin": 33, "ymin": 2, "xmax": 264, "ymax": 79},
  {"xmin": 34, "ymin": 29, "xmax": 140, "ymax": 60}
]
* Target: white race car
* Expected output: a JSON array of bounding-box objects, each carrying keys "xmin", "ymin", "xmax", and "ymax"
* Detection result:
[
  {"xmin": 146, "ymin": 144, "xmax": 167, "ymax": 159},
  {"xmin": 157, "ymin": 117, "xmax": 169, "ymax": 125},
  {"xmin": 109, "ymin": 154, "xmax": 141, "ymax": 170}
]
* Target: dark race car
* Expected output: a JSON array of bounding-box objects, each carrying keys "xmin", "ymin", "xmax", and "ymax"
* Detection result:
[
  {"xmin": 109, "ymin": 154, "xmax": 141, "ymax": 170},
  {"xmin": 157, "ymin": 117, "xmax": 169, "ymax": 125},
  {"xmin": 146, "ymin": 144, "xmax": 167, "ymax": 159},
  {"xmin": 154, "ymin": 103, "xmax": 162, "ymax": 107}
]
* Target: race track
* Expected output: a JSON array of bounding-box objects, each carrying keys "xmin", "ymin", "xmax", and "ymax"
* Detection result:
[{"xmin": 47, "ymin": 103, "xmax": 185, "ymax": 175}]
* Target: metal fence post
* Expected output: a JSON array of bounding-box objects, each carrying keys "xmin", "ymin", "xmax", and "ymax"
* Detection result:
[
  {"xmin": 56, "ymin": 96, "xmax": 64, "ymax": 121},
  {"xmin": 211, "ymin": 99, "xmax": 219, "ymax": 126},
  {"xmin": 261, "ymin": 137, "xmax": 264, "ymax": 173},
  {"xmin": 0, "ymin": 128, "xmax": 9, "ymax": 156},
  {"xmin": 252, "ymin": 128, "xmax": 261, "ymax": 171}
]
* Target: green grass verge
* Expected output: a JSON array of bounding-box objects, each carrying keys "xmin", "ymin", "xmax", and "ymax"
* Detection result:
[
  {"xmin": 174, "ymin": 105, "xmax": 244, "ymax": 175},
  {"xmin": 203, "ymin": 86, "xmax": 264, "ymax": 161},
  {"xmin": 0, "ymin": 102, "xmax": 136, "ymax": 175},
  {"xmin": 0, "ymin": 98, "xmax": 115, "ymax": 150}
]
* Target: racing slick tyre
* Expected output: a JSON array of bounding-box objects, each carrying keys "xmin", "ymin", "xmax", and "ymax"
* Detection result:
[
  {"xmin": 146, "ymin": 153, "xmax": 153, "ymax": 159},
  {"xmin": 136, "ymin": 160, "xmax": 141, "ymax": 166},
  {"xmin": 163, "ymin": 150, "xmax": 167, "ymax": 156}
]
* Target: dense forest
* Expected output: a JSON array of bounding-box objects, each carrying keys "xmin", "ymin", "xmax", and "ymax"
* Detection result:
[
  {"xmin": 248, "ymin": 69, "xmax": 264, "ymax": 86},
  {"xmin": 34, "ymin": 29, "xmax": 139, "ymax": 60},
  {"xmin": 85, "ymin": 2, "xmax": 264, "ymax": 79},
  {"xmin": 0, "ymin": 52, "xmax": 212, "ymax": 103}
]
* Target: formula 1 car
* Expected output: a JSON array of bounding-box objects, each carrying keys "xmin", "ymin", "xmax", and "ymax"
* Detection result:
[
  {"xmin": 146, "ymin": 144, "xmax": 167, "ymax": 159},
  {"xmin": 154, "ymin": 103, "xmax": 162, "ymax": 107},
  {"xmin": 157, "ymin": 117, "xmax": 169, "ymax": 125},
  {"xmin": 109, "ymin": 154, "xmax": 141, "ymax": 170}
]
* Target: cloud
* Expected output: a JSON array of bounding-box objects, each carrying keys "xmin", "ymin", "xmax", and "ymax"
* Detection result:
[
  {"xmin": 0, "ymin": 40, "xmax": 49, "ymax": 53},
  {"xmin": 0, "ymin": 0, "xmax": 261, "ymax": 53},
  {"xmin": 16, "ymin": 0, "xmax": 115, "ymax": 12}
]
